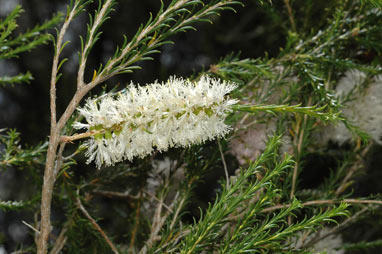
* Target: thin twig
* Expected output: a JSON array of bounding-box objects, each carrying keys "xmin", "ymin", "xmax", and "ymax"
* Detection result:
[
  {"xmin": 60, "ymin": 130, "xmax": 105, "ymax": 143},
  {"xmin": 153, "ymin": 229, "xmax": 191, "ymax": 253},
  {"xmin": 143, "ymin": 190, "xmax": 173, "ymax": 213},
  {"xmin": 76, "ymin": 192, "xmax": 119, "ymax": 254},
  {"xmin": 22, "ymin": 221, "xmax": 40, "ymax": 234},
  {"xmin": 139, "ymin": 195, "xmax": 165, "ymax": 254},
  {"xmin": 290, "ymin": 113, "xmax": 308, "ymax": 200},
  {"xmin": 129, "ymin": 192, "xmax": 142, "ymax": 252},
  {"xmin": 218, "ymin": 140, "xmax": 230, "ymax": 189},
  {"xmin": 139, "ymin": 192, "xmax": 179, "ymax": 254},
  {"xmin": 143, "ymin": 178, "xmax": 195, "ymax": 254},
  {"xmin": 34, "ymin": 212, "xmax": 39, "ymax": 246},
  {"xmin": 290, "ymin": 116, "xmax": 301, "ymax": 202},
  {"xmin": 335, "ymin": 144, "xmax": 371, "ymax": 196},
  {"xmin": 62, "ymin": 148, "xmax": 82, "ymax": 161},
  {"xmin": 262, "ymin": 199, "xmax": 382, "ymax": 213},
  {"xmin": 169, "ymin": 194, "xmax": 187, "ymax": 230},
  {"xmin": 289, "ymin": 98, "xmax": 311, "ymax": 224},
  {"xmin": 92, "ymin": 189, "xmax": 139, "ymax": 199},
  {"xmin": 283, "ymin": 0, "xmax": 296, "ymax": 32},
  {"xmin": 49, "ymin": 221, "xmax": 69, "ymax": 254}
]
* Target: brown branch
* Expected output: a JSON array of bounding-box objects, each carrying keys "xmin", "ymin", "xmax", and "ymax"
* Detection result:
[
  {"xmin": 61, "ymin": 130, "xmax": 105, "ymax": 143},
  {"xmin": 54, "ymin": 142, "xmax": 66, "ymax": 176},
  {"xmin": 290, "ymin": 111, "xmax": 308, "ymax": 200},
  {"xmin": 262, "ymin": 199, "xmax": 382, "ymax": 213},
  {"xmin": 22, "ymin": 221, "xmax": 40, "ymax": 235},
  {"xmin": 289, "ymin": 98, "xmax": 311, "ymax": 225},
  {"xmin": 76, "ymin": 192, "xmax": 119, "ymax": 254},
  {"xmin": 92, "ymin": 189, "xmax": 140, "ymax": 199},
  {"xmin": 290, "ymin": 116, "xmax": 301, "ymax": 202},
  {"xmin": 218, "ymin": 140, "xmax": 230, "ymax": 189},
  {"xmin": 143, "ymin": 190, "xmax": 173, "ymax": 213},
  {"xmin": 155, "ymin": 229, "xmax": 191, "ymax": 253},
  {"xmin": 139, "ymin": 194, "xmax": 166, "ymax": 254},
  {"xmin": 129, "ymin": 192, "xmax": 142, "ymax": 252},
  {"xmin": 169, "ymin": 194, "xmax": 187, "ymax": 230},
  {"xmin": 283, "ymin": 0, "xmax": 296, "ymax": 32},
  {"xmin": 139, "ymin": 192, "xmax": 179, "ymax": 254},
  {"xmin": 37, "ymin": 3, "xmax": 80, "ymax": 252},
  {"xmin": 141, "ymin": 177, "xmax": 195, "ymax": 254},
  {"xmin": 38, "ymin": 2, "xmax": 120, "ymax": 253},
  {"xmin": 49, "ymin": 221, "xmax": 69, "ymax": 254}
]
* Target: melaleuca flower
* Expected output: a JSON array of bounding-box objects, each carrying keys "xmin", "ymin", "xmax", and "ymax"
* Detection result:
[{"xmin": 73, "ymin": 76, "xmax": 238, "ymax": 168}]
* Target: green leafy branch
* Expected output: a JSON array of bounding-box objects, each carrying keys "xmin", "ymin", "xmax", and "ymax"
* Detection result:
[
  {"xmin": 178, "ymin": 136, "xmax": 288, "ymax": 254},
  {"xmin": 360, "ymin": 0, "xmax": 382, "ymax": 8},
  {"xmin": 92, "ymin": 0, "xmax": 243, "ymax": 81},
  {"xmin": 0, "ymin": 5, "xmax": 61, "ymax": 87},
  {"xmin": 0, "ymin": 129, "xmax": 47, "ymax": 170},
  {"xmin": 0, "ymin": 200, "xmax": 26, "ymax": 211},
  {"xmin": 0, "ymin": 72, "xmax": 33, "ymax": 86},
  {"xmin": 232, "ymin": 104, "xmax": 340, "ymax": 122},
  {"xmin": 0, "ymin": 6, "xmax": 62, "ymax": 60},
  {"xmin": 175, "ymin": 136, "xmax": 349, "ymax": 254}
]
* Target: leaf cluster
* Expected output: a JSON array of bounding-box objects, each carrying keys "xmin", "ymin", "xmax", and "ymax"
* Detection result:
[
  {"xmin": 0, "ymin": 5, "xmax": 61, "ymax": 86},
  {"xmin": 0, "ymin": 129, "xmax": 46, "ymax": 170}
]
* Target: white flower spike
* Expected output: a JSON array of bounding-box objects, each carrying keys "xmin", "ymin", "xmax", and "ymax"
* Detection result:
[{"xmin": 73, "ymin": 76, "xmax": 238, "ymax": 168}]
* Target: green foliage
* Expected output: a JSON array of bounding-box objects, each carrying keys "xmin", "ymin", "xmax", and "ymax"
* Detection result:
[
  {"xmin": 178, "ymin": 137, "xmax": 348, "ymax": 254},
  {"xmin": 0, "ymin": 200, "xmax": 26, "ymax": 211},
  {"xmin": 232, "ymin": 104, "xmax": 339, "ymax": 122},
  {"xmin": 0, "ymin": 5, "xmax": 61, "ymax": 86},
  {"xmin": 344, "ymin": 239, "xmax": 382, "ymax": 253},
  {"xmin": 179, "ymin": 137, "xmax": 292, "ymax": 254},
  {"xmin": 96, "ymin": 0, "xmax": 244, "ymax": 77},
  {"xmin": 0, "ymin": 129, "xmax": 46, "ymax": 170},
  {"xmin": 361, "ymin": 0, "xmax": 382, "ymax": 8}
]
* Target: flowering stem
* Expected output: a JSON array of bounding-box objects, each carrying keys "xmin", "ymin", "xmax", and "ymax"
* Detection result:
[{"xmin": 61, "ymin": 130, "xmax": 106, "ymax": 143}]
